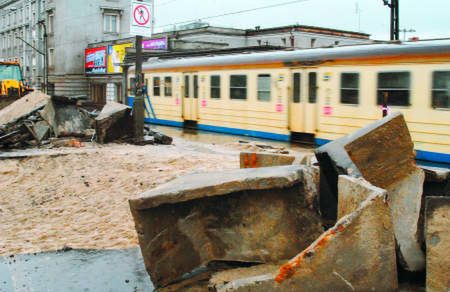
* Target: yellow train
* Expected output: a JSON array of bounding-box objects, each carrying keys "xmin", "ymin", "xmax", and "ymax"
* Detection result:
[{"xmin": 128, "ymin": 40, "xmax": 450, "ymax": 164}]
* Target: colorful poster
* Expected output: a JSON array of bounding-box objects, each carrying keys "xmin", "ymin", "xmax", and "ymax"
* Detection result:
[
  {"xmin": 142, "ymin": 37, "xmax": 168, "ymax": 50},
  {"xmin": 85, "ymin": 47, "xmax": 107, "ymax": 74},
  {"xmin": 107, "ymin": 43, "xmax": 133, "ymax": 74}
]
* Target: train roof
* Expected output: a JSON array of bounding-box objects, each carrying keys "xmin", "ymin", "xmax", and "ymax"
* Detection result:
[{"xmin": 131, "ymin": 39, "xmax": 450, "ymax": 72}]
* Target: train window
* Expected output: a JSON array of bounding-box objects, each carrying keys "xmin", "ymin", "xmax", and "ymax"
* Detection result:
[
  {"xmin": 153, "ymin": 77, "xmax": 160, "ymax": 97},
  {"xmin": 340, "ymin": 73, "xmax": 359, "ymax": 104},
  {"xmin": 377, "ymin": 72, "xmax": 410, "ymax": 106},
  {"xmin": 184, "ymin": 75, "xmax": 190, "ymax": 98},
  {"xmin": 230, "ymin": 75, "xmax": 247, "ymax": 100},
  {"xmin": 164, "ymin": 77, "xmax": 172, "ymax": 97},
  {"xmin": 308, "ymin": 72, "xmax": 317, "ymax": 103},
  {"xmin": 194, "ymin": 75, "xmax": 199, "ymax": 99},
  {"xmin": 432, "ymin": 71, "xmax": 450, "ymax": 109},
  {"xmin": 210, "ymin": 75, "xmax": 221, "ymax": 99},
  {"xmin": 257, "ymin": 74, "xmax": 271, "ymax": 101},
  {"xmin": 293, "ymin": 73, "xmax": 301, "ymax": 103},
  {"xmin": 129, "ymin": 77, "xmax": 136, "ymax": 95}
]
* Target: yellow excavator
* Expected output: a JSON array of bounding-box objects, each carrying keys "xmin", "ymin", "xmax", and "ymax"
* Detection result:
[
  {"xmin": 0, "ymin": 60, "xmax": 32, "ymax": 99},
  {"xmin": 0, "ymin": 60, "xmax": 33, "ymax": 109}
]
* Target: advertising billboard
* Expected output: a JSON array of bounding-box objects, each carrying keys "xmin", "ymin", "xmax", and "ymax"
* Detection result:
[
  {"xmin": 142, "ymin": 37, "xmax": 168, "ymax": 50},
  {"xmin": 85, "ymin": 47, "xmax": 107, "ymax": 74},
  {"xmin": 107, "ymin": 43, "xmax": 133, "ymax": 74}
]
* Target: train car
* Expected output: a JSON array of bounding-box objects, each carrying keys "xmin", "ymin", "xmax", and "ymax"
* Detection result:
[{"xmin": 128, "ymin": 40, "xmax": 450, "ymax": 164}]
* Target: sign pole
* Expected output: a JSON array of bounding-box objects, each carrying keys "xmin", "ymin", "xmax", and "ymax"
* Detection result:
[{"xmin": 133, "ymin": 0, "xmax": 145, "ymax": 141}]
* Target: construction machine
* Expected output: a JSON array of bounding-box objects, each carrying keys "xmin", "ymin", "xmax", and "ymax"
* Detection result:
[{"xmin": 0, "ymin": 60, "xmax": 32, "ymax": 99}]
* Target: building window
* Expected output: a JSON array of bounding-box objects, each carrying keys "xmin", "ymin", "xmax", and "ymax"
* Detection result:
[
  {"xmin": 153, "ymin": 77, "xmax": 160, "ymax": 96},
  {"xmin": 310, "ymin": 38, "xmax": 316, "ymax": 48},
  {"xmin": 257, "ymin": 74, "xmax": 271, "ymax": 101},
  {"xmin": 193, "ymin": 75, "xmax": 199, "ymax": 98},
  {"xmin": 103, "ymin": 13, "xmax": 119, "ymax": 33},
  {"xmin": 48, "ymin": 48, "xmax": 55, "ymax": 67},
  {"xmin": 308, "ymin": 72, "xmax": 317, "ymax": 103},
  {"xmin": 340, "ymin": 73, "xmax": 359, "ymax": 104},
  {"xmin": 230, "ymin": 75, "xmax": 247, "ymax": 100},
  {"xmin": 293, "ymin": 73, "xmax": 301, "ymax": 103},
  {"xmin": 47, "ymin": 12, "xmax": 54, "ymax": 34},
  {"xmin": 164, "ymin": 76, "xmax": 172, "ymax": 97},
  {"xmin": 210, "ymin": 75, "xmax": 221, "ymax": 99},
  {"xmin": 377, "ymin": 72, "xmax": 410, "ymax": 106},
  {"xmin": 432, "ymin": 71, "xmax": 450, "ymax": 109}
]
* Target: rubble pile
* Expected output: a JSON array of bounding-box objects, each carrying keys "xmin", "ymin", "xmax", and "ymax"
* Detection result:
[
  {"xmin": 0, "ymin": 92, "xmax": 173, "ymax": 149},
  {"xmin": 0, "ymin": 92, "xmax": 96, "ymax": 149},
  {"xmin": 130, "ymin": 112, "xmax": 449, "ymax": 291}
]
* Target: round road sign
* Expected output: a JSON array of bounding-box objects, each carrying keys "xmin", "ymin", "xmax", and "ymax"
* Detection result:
[{"xmin": 133, "ymin": 4, "xmax": 150, "ymax": 26}]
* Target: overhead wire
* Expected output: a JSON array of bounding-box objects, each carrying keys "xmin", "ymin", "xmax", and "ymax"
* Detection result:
[{"xmin": 156, "ymin": 0, "xmax": 313, "ymax": 28}]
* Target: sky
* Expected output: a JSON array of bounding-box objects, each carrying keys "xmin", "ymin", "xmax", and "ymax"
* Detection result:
[{"xmin": 153, "ymin": 0, "xmax": 450, "ymax": 41}]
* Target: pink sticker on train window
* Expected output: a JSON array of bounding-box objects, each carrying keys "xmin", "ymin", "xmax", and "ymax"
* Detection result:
[
  {"xmin": 275, "ymin": 103, "xmax": 284, "ymax": 112},
  {"xmin": 323, "ymin": 106, "xmax": 333, "ymax": 116},
  {"xmin": 175, "ymin": 98, "xmax": 180, "ymax": 105},
  {"xmin": 201, "ymin": 99, "xmax": 207, "ymax": 107}
]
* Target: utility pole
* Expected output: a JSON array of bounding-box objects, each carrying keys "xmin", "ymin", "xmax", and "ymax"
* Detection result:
[
  {"xmin": 383, "ymin": 0, "xmax": 400, "ymax": 41},
  {"xmin": 133, "ymin": 0, "xmax": 145, "ymax": 142}
]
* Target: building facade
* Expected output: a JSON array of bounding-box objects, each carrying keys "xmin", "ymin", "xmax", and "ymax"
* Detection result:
[
  {"xmin": 0, "ymin": 0, "xmax": 46, "ymax": 89},
  {"xmin": 0, "ymin": 0, "xmax": 132, "ymax": 95}
]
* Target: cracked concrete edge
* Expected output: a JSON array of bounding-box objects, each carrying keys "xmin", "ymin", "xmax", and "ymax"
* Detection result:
[{"xmin": 129, "ymin": 165, "xmax": 309, "ymax": 210}]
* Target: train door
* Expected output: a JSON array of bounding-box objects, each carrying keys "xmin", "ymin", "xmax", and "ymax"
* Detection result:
[
  {"xmin": 182, "ymin": 73, "xmax": 199, "ymax": 121},
  {"xmin": 304, "ymin": 70, "xmax": 318, "ymax": 134},
  {"xmin": 289, "ymin": 70, "xmax": 305, "ymax": 133},
  {"xmin": 289, "ymin": 69, "xmax": 318, "ymax": 135}
]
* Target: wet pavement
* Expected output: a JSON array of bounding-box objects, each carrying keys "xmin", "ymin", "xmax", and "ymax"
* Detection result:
[
  {"xmin": 151, "ymin": 125, "xmax": 314, "ymax": 153},
  {"xmin": 0, "ymin": 248, "xmax": 153, "ymax": 292}
]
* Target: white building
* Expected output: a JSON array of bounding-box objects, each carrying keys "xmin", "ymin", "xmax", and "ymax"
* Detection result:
[{"xmin": 0, "ymin": 0, "xmax": 46, "ymax": 89}]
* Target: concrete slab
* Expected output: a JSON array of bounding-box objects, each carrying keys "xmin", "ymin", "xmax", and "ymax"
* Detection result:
[
  {"xmin": 0, "ymin": 91, "xmax": 50, "ymax": 126},
  {"xmin": 212, "ymin": 185, "xmax": 398, "ymax": 291},
  {"xmin": 95, "ymin": 102, "xmax": 133, "ymax": 143},
  {"xmin": 131, "ymin": 165, "xmax": 306, "ymax": 210},
  {"xmin": 129, "ymin": 165, "xmax": 323, "ymax": 288},
  {"xmin": 338, "ymin": 175, "xmax": 386, "ymax": 219},
  {"xmin": 314, "ymin": 112, "xmax": 415, "ymax": 221},
  {"xmin": 239, "ymin": 152, "xmax": 296, "ymax": 168},
  {"xmin": 0, "ymin": 248, "xmax": 153, "ymax": 292},
  {"xmin": 387, "ymin": 168, "xmax": 425, "ymax": 272},
  {"xmin": 344, "ymin": 113, "xmax": 416, "ymax": 189},
  {"xmin": 425, "ymin": 197, "xmax": 450, "ymax": 292}
]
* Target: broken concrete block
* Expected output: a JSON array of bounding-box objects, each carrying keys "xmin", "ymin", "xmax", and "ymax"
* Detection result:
[
  {"xmin": 315, "ymin": 112, "xmax": 414, "ymax": 220},
  {"xmin": 0, "ymin": 91, "xmax": 50, "ymax": 126},
  {"xmin": 129, "ymin": 165, "xmax": 323, "ymax": 288},
  {"xmin": 239, "ymin": 152, "xmax": 296, "ymax": 168},
  {"xmin": 214, "ymin": 182, "xmax": 397, "ymax": 291},
  {"xmin": 422, "ymin": 166, "xmax": 450, "ymax": 197},
  {"xmin": 344, "ymin": 113, "xmax": 416, "ymax": 189},
  {"xmin": 33, "ymin": 121, "xmax": 50, "ymax": 142},
  {"xmin": 95, "ymin": 102, "xmax": 133, "ymax": 144},
  {"xmin": 425, "ymin": 197, "xmax": 450, "ymax": 292},
  {"xmin": 387, "ymin": 168, "xmax": 425, "ymax": 272},
  {"xmin": 337, "ymin": 175, "xmax": 381, "ymax": 219}
]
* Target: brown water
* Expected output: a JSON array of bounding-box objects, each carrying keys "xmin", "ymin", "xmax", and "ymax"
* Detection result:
[{"xmin": 151, "ymin": 125, "xmax": 314, "ymax": 153}]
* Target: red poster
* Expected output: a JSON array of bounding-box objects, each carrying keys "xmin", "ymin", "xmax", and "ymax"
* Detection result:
[{"xmin": 85, "ymin": 47, "xmax": 107, "ymax": 74}]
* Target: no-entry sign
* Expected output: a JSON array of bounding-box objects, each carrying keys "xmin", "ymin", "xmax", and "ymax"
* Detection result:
[{"xmin": 130, "ymin": 1, "xmax": 153, "ymax": 37}]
